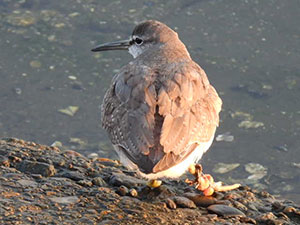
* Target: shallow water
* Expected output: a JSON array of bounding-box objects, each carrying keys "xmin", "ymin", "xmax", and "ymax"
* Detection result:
[{"xmin": 0, "ymin": 0, "xmax": 299, "ymax": 203}]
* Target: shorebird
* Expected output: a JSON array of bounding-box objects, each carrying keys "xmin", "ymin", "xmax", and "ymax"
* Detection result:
[{"xmin": 92, "ymin": 20, "xmax": 239, "ymax": 195}]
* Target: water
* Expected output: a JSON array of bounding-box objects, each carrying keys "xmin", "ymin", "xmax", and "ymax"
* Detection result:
[{"xmin": 0, "ymin": 0, "xmax": 299, "ymax": 203}]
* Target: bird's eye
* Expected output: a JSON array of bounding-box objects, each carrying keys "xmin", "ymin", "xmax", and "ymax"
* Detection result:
[{"xmin": 134, "ymin": 38, "xmax": 143, "ymax": 45}]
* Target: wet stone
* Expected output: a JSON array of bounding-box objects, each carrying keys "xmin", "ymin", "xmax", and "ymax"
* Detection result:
[
  {"xmin": 16, "ymin": 160, "xmax": 56, "ymax": 177},
  {"xmin": 184, "ymin": 193, "xmax": 217, "ymax": 207},
  {"xmin": 212, "ymin": 163, "xmax": 240, "ymax": 174},
  {"xmin": 173, "ymin": 196, "xmax": 196, "ymax": 209},
  {"xmin": 207, "ymin": 204, "xmax": 246, "ymax": 217}
]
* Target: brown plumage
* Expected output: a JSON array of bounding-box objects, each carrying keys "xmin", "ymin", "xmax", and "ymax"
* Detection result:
[{"xmin": 92, "ymin": 20, "xmax": 222, "ymax": 179}]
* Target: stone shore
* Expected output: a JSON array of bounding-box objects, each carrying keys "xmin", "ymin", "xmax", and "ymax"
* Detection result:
[{"xmin": 0, "ymin": 138, "xmax": 299, "ymax": 225}]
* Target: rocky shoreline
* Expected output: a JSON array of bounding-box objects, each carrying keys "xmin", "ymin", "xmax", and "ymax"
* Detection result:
[{"xmin": 0, "ymin": 138, "xmax": 299, "ymax": 224}]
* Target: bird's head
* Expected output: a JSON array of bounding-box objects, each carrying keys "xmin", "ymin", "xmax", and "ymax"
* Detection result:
[{"xmin": 91, "ymin": 20, "xmax": 180, "ymax": 58}]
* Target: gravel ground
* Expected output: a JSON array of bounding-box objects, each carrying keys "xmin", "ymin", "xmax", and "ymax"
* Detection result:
[{"xmin": 0, "ymin": 138, "xmax": 299, "ymax": 225}]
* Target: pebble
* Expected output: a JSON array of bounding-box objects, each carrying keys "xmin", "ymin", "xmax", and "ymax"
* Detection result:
[
  {"xmin": 129, "ymin": 188, "xmax": 138, "ymax": 197},
  {"xmin": 207, "ymin": 204, "xmax": 246, "ymax": 217},
  {"xmin": 166, "ymin": 198, "xmax": 177, "ymax": 209},
  {"xmin": 172, "ymin": 196, "xmax": 196, "ymax": 209},
  {"xmin": 118, "ymin": 185, "xmax": 129, "ymax": 196}
]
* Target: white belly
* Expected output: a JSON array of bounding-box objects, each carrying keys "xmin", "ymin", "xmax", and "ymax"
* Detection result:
[{"xmin": 114, "ymin": 135, "xmax": 214, "ymax": 180}]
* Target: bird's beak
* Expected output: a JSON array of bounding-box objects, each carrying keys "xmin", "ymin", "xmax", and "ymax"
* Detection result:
[{"xmin": 91, "ymin": 39, "xmax": 130, "ymax": 52}]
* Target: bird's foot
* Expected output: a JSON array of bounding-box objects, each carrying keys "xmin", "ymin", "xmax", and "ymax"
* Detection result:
[
  {"xmin": 185, "ymin": 164, "xmax": 240, "ymax": 196},
  {"xmin": 147, "ymin": 179, "xmax": 162, "ymax": 188}
]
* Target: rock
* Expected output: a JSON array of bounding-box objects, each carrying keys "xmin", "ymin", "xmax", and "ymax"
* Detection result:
[
  {"xmin": 232, "ymin": 200, "xmax": 248, "ymax": 212},
  {"xmin": 77, "ymin": 179, "xmax": 93, "ymax": 187},
  {"xmin": 16, "ymin": 160, "xmax": 56, "ymax": 177},
  {"xmin": 207, "ymin": 204, "xmax": 246, "ymax": 217},
  {"xmin": 166, "ymin": 198, "xmax": 177, "ymax": 209},
  {"xmin": 109, "ymin": 172, "xmax": 145, "ymax": 188},
  {"xmin": 59, "ymin": 170, "xmax": 85, "ymax": 181},
  {"xmin": 49, "ymin": 196, "xmax": 80, "ymax": 204},
  {"xmin": 129, "ymin": 188, "xmax": 138, "ymax": 197},
  {"xmin": 283, "ymin": 206, "xmax": 296, "ymax": 214},
  {"xmin": 92, "ymin": 177, "xmax": 107, "ymax": 186},
  {"xmin": 154, "ymin": 185, "xmax": 175, "ymax": 198},
  {"xmin": 255, "ymin": 212, "xmax": 279, "ymax": 223},
  {"xmin": 17, "ymin": 179, "xmax": 38, "ymax": 188},
  {"xmin": 183, "ymin": 193, "xmax": 217, "ymax": 207},
  {"xmin": 173, "ymin": 196, "xmax": 196, "ymax": 209},
  {"xmin": 1, "ymin": 137, "xmax": 300, "ymax": 224},
  {"xmin": 118, "ymin": 185, "xmax": 129, "ymax": 196},
  {"xmin": 0, "ymin": 155, "xmax": 10, "ymax": 167},
  {"xmin": 98, "ymin": 220, "xmax": 115, "ymax": 225}
]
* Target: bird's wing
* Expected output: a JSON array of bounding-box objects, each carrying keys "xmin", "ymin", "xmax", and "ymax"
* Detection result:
[
  {"xmin": 101, "ymin": 62, "xmax": 222, "ymax": 174},
  {"xmin": 152, "ymin": 63, "xmax": 222, "ymax": 173},
  {"xmin": 101, "ymin": 64, "xmax": 160, "ymax": 173}
]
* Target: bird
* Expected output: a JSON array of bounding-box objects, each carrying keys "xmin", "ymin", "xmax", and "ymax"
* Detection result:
[{"xmin": 91, "ymin": 20, "xmax": 239, "ymax": 195}]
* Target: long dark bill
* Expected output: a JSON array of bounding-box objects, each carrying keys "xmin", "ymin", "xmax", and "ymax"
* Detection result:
[{"xmin": 91, "ymin": 40, "xmax": 130, "ymax": 52}]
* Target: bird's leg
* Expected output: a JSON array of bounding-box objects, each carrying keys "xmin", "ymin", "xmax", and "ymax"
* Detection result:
[
  {"xmin": 185, "ymin": 163, "xmax": 240, "ymax": 196},
  {"xmin": 147, "ymin": 179, "xmax": 162, "ymax": 188}
]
